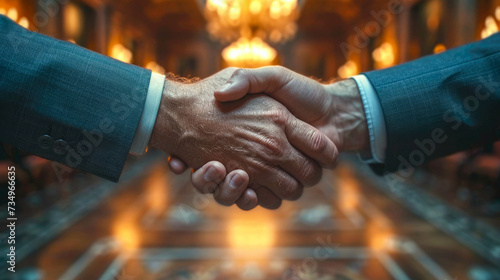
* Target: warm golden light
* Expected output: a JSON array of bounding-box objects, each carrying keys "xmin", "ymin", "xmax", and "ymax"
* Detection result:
[
  {"xmin": 64, "ymin": 3, "xmax": 83, "ymax": 39},
  {"xmin": 366, "ymin": 209, "xmax": 394, "ymax": 251},
  {"xmin": 496, "ymin": 6, "xmax": 500, "ymax": 21},
  {"xmin": 372, "ymin": 42, "xmax": 395, "ymax": 69},
  {"xmin": 339, "ymin": 185, "xmax": 360, "ymax": 213},
  {"xmin": 481, "ymin": 16, "xmax": 499, "ymax": 39},
  {"xmin": 249, "ymin": 0, "xmax": 262, "ymax": 14},
  {"xmin": 337, "ymin": 60, "xmax": 359, "ymax": 79},
  {"xmin": 18, "ymin": 17, "xmax": 29, "ymax": 29},
  {"xmin": 146, "ymin": 174, "xmax": 169, "ymax": 214},
  {"xmin": 270, "ymin": 1, "xmax": 282, "ymax": 19},
  {"xmin": 205, "ymin": 0, "xmax": 299, "ymax": 44},
  {"xmin": 433, "ymin": 44, "xmax": 446, "ymax": 54},
  {"xmin": 369, "ymin": 226, "xmax": 395, "ymax": 251},
  {"xmin": 146, "ymin": 61, "xmax": 166, "ymax": 75},
  {"xmin": 222, "ymin": 37, "xmax": 277, "ymax": 67},
  {"xmin": 7, "ymin": 7, "xmax": 17, "ymax": 21},
  {"xmin": 0, "ymin": 8, "xmax": 6, "ymax": 15},
  {"xmin": 114, "ymin": 223, "xmax": 139, "ymax": 252},
  {"xmin": 111, "ymin": 44, "xmax": 133, "ymax": 64},
  {"xmin": 229, "ymin": 219, "xmax": 274, "ymax": 249}
]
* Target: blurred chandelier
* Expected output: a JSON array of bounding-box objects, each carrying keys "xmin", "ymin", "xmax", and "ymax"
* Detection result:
[
  {"xmin": 204, "ymin": 0, "xmax": 300, "ymax": 67},
  {"xmin": 222, "ymin": 37, "xmax": 277, "ymax": 67}
]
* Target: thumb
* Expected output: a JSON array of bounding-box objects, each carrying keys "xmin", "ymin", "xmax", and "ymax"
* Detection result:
[
  {"xmin": 214, "ymin": 67, "xmax": 291, "ymax": 102},
  {"xmin": 214, "ymin": 78, "xmax": 249, "ymax": 102}
]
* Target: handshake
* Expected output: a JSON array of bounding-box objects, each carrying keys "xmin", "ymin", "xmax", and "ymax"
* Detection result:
[{"xmin": 149, "ymin": 66, "xmax": 369, "ymax": 211}]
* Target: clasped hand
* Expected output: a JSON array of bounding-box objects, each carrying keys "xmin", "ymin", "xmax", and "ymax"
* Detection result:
[{"xmin": 151, "ymin": 67, "xmax": 368, "ymax": 210}]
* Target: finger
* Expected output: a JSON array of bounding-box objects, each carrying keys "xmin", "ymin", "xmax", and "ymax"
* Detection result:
[
  {"xmin": 214, "ymin": 67, "xmax": 290, "ymax": 102},
  {"xmin": 168, "ymin": 156, "xmax": 189, "ymax": 174},
  {"xmin": 213, "ymin": 170, "xmax": 250, "ymax": 206},
  {"xmin": 253, "ymin": 186, "xmax": 282, "ymax": 210},
  {"xmin": 255, "ymin": 167, "xmax": 304, "ymax": 201},
  {"xmin": 286, "ymin": 117, "xmax": 339, "ymax": 169},
  {"xmin": 235, "ymin": 188, "xmax": 258, "ymax": 211},
  {"xmin": 190, "ymin": 161, "xmax": 226, "ymax": 194}
]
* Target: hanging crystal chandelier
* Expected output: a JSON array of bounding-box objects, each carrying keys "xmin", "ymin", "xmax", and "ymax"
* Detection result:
[{"xmin": 204, "ymin": 0, "xmax": 300, "ymax": 67}]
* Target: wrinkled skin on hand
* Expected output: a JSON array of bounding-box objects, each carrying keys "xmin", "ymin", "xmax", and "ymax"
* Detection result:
[{"xmin": 150, "ymin": 68, "xmax": 337, "ymax": 208}]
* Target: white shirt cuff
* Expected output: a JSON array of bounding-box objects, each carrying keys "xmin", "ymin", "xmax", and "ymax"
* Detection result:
[
  {"xmin": 129, "ymin": 72, "xmax": 165, "ymax": 155},
  {"xmin": 351, "ymin": 74, "xmax": 387, "ymax": 163}
]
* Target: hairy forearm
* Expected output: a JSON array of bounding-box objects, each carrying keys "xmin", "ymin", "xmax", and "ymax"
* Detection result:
[{"xmin": 149, "ymin": 79, "xmax": 185, "ymax": 154}]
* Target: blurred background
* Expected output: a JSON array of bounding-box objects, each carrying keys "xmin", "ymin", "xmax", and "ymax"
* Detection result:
[{"xmin": 1, "ymin": 0, "xmax": 500, "ymax": 279}]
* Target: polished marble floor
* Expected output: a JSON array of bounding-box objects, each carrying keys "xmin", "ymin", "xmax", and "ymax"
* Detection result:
[{"xmin": 7, "ymin": 153, "xmax": 500, "ymax": 280}]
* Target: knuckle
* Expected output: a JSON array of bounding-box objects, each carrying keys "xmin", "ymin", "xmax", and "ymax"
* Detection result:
[
  {"xmin": 309, "ymin": 129, "xmax": 327, "ymax": 153},
  {"xmin": 275, "ymin": 65, "xmax": 288, "ymax": 74},
  {"xmin": 299, "ymin": 160, "xmax": 322, "ymax": 186},
  {"xmin": 261, "ymin": 136, "xmax": 284, "ymax": 157},
  {"xmin": 280, "ymin": 177, "xmax": 303, "ymax": 201},
  {"xmin": 261, "ymin": 199, "xmax": 282, "ymax": 210},
  {"xmin": 233, "ymin": 68, "xmax": 247, "ymax": 78},
  {"xmin": 237, "ymin": 196, "xmax": 256, "ymax": 211},
  {"xmin": 326, "ymin": 146, "xmax": 339, "ymax": 168},
  {"xmin": 269, "ymin": 106, "xmax": 288, "ymax": 126},
  {"xmin": 214, "ymin": 193, "xmax": 234, "ymax": 207}
]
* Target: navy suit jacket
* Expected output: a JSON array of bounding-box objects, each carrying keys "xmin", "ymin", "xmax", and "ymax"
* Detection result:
[
  {"xmin": 0, "ymin": 15, "xmax": 151, "ymax": 182},
  {"xmin": 364, "ymin": 34, "xmax": 500, "ymax": 175}
]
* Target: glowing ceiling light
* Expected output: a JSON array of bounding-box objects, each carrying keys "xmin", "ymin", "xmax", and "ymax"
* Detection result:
[
  {"xmin": 496, "ymin": 6, "xmax": 500, "ymax": 21},
  {"xmin": 222, "ymin": 37, "xmax": 277, "ymax": 67},
  {"xmin": 207, "ymin": 0, "xmax": 226, "ymax": 11},
  {"xmin": 270, "ymin": 1, "xmax": 282, "ymax": 19},
  {"xmin": 249, "ymin": 0, "xmax": 262, "ymax": 14},
  {"xmin": 205, "ymin": 0, "xmax": 299, "ymax": 44}
]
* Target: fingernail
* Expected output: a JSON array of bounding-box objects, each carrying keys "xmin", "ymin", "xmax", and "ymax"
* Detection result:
[
  {"xmin": 204, "ymin": 166, "xmax": 219, "ymax": 181},
  {"xmin": 217, "ymin": 82, "xmax": 231, "ymax": 92},
  {"xmin": 229, "ymin": 174, "xmax": 245, "ymax": 189}
]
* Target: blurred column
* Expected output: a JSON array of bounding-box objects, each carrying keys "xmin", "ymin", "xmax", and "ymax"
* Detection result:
[
  {"xmin": 95, "ymin": 4, "xmax": 108, "ymax": 55},
  {"xmin": 397, "ymin": 3, "xmax": 410, "ymax": 63},
  {"xmin": 454, "ymin": 0, "xmax": 477, "ymax": 46}
]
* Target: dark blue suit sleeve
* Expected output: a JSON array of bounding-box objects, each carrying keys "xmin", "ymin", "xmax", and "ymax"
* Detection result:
[
  {"xmin": 0, "ymin": 15, "xmax": 151, "ymax": 182},
  {"xmin": 364, "ymin": 34, "xmax": 500, "ymax": 174}
]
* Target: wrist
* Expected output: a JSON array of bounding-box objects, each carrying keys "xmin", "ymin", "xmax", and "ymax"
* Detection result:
[
  {"xmin": 149, "ymin": 79, "xmax": 186, "ymax": 154},
  {"xmin": 326, "ymin": 79, "xmax": 370, "ymax": 153}
]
